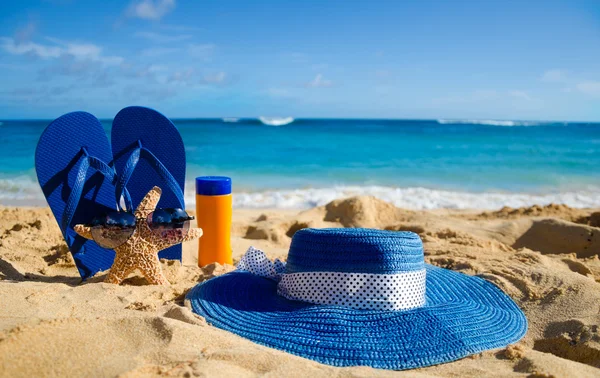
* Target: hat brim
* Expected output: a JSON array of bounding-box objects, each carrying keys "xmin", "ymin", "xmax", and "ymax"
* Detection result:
[{"xmin": 186, "ymin": 265, "xmax": 527, "ymax": 370}]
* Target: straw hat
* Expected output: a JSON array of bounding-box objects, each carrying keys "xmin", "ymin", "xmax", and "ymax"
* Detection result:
[{"xmin": 187, "ymin": 228, "xmax": 527, "ymax": 369}]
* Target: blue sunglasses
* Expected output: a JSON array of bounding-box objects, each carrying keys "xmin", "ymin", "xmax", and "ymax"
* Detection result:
[{"xmin": 85, "ymin": 208, "xmax": 194, "ymax": 249}]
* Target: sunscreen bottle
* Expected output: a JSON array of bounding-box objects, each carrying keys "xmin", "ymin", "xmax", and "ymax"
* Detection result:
[{"xmin": 195, "ymin": 176, "xmax": 232, "ymax": 266}]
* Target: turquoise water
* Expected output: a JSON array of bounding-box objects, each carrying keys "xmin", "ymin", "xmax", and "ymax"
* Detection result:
[{"xmin": 1, "ymin": 118, "xmax": 599, "ymax": 209}]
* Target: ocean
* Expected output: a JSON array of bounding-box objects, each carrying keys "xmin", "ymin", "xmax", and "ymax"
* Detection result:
[{"xmin": 1, "ymin": 118, "xmax": 599, "ymax": 210}]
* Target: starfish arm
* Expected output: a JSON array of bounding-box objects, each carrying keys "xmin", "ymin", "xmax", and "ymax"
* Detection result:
[
  {"xmin": 105, "ymin": 254, "xmax": 135, "ymax": 285},
  {"xmin": 135, "ymin": 186, "xmax": 162, "ymax": 218},
  {"xmin": 139, "ymin": 255, "xmax": 170, "ymax": 285},
  {"xmin": 182, "ymin": 227, "xmax": 203, "ymax": 242},
  {"xmin": 105, "ymin": 268, "xmax": 129, "ymax": 285},
  {"xmin": 153, "ymin": 227, "xmax": 203, "ymax": 249},
  {"xmin": 74, "ymin": 224, "xmax": 93, "ymax": 240}
]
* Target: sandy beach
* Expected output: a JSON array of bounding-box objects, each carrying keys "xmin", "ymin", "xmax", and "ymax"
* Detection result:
[{"xmin": 0, "ymin": 196, "xmax": 598, "ymax": 377}]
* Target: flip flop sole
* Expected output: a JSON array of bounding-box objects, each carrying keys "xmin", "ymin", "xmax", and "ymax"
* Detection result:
[
  {"xmin": 111, "ymin": 106, "xmax": 186, "ymax": 261},
  {"xmin": 35, "ymin": 112, "xmax": 117, "ymax": 279}
]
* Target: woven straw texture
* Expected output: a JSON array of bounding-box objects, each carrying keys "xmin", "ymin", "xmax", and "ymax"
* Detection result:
[
  {"xmin": 187, "ymin": 228, "xmax": 527, "ymax": 370},
  {"xmin": 287, "ymin": 228, "xmax": 425, "ymax": 274}
]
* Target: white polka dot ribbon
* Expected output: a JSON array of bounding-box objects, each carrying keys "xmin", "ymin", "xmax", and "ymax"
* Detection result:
[
  {"xmin": 237, "ymin": 247, "xmax": 427, "ymax": 311},
  {"xmin": 237, "ymin": 246, "xmax": 286, "ymax": 280}
]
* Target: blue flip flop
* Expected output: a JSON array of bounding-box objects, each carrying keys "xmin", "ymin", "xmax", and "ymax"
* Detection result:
[
  {"xmin": 35, "ymin": 112, "xmax": 132, "ymax": 279},
  {"xmin": 111, "ymin": 106, "xmax": 187, "ymax": 261}
]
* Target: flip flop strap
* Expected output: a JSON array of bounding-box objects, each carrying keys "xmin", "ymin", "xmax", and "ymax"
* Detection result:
[
  {"xmin": 115, "ymin": 145, "xmax": 185, "ymax": 208},
  {"xmin": 60, "ymin": 152, "xmax": 132, "ymax": 235},
  {"xmin": 88, "ymin": 156, "xmax": 133, "ymax": 211}
]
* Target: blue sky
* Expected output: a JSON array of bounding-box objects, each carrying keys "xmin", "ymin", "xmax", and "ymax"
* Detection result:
[{"xmin": 0, "ymin": 0, "xmax": 599, "ymax": 120}]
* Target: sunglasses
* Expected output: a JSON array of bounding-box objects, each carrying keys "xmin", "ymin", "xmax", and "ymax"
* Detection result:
[{"xmin": 85, "ymin": 208, "xmax": 194, "ymax": 249}]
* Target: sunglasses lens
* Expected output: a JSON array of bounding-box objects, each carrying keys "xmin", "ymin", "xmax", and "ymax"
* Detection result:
[
  {"xmin": 90, "ymin": 212, "xmax": 136, "ymax": 249},
  {"xmin": 170, "ymin": 208, "xmax": 190, "ymax": 222},
  {"xmin": 149, "ymin": 208, "xmax": 171, "ymax": 224},
  {"xmin": 147, "ymin": 208, "xmax": 191, "ymax": 239}
]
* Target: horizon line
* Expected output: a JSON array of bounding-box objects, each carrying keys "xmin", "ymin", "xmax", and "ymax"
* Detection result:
[{"xmin": 2, "ymin": 116, "xmax": 600, "ymax": 123}]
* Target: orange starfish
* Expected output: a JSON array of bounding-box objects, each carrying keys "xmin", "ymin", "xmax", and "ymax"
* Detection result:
[{"xmin": 74, "ymin": 186, "xmax": 202, "ymax": 285}]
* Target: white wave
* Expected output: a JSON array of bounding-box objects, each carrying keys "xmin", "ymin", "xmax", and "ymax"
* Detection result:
[
  {"xmin": 258, "ymin": 116, "xmax": 294, "ymax": 126},
  {"xmin": 437, "ymin": 119, "xmax": 541, "ymax": 127},
  {"xmin": 222, "ymin": 117, "xmax": 239, "ymax": 123},
  {"xmin": 183, "ymin": 185, "xmax": 600, "ymax": 210},
  {"xmin": 4, "ymin": 176, "xmax": 599, "ymax": 211},
  {"xmin": 0, "ymin": 176, "xmax": 45, "ymax": 206}
]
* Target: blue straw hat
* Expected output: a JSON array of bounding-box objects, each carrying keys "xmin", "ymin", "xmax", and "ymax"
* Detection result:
[{"xmin": 187, "ymin": 228, "xmax": 527, "ymax": 370}]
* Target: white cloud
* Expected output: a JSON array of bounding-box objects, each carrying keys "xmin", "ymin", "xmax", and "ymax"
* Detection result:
[
  {"xmin": 98, "ymin": 55, "xmax": 125, "ymax": 65},
  {"xmin": 161, "ymin": 24, "xmax": 202, "ymax": 32},
  {"xmin": 140, "ymin": 46, "xmax": 181, "ymax": 57},
  {"xmin": 39, "ymin": 57, "xmax": 103, "ymax": 79},
  {"xmin": 66, "ymin": 43, "xmax": 101, "ymax": 57},
  {"xmin": 576, "ymin": 81, "xmax": 600, "ymax": 96},
  {"xmin": 121, "ymin": 63, "xmax": 167, "ymax": 80},
  {"xmin": 201, "ymin": 71, "xmax": 226, "ymax": 84},
  {"xmin": 127, "ymin": 0, "xmax": 176, "ymax": 21},
  {"xmin": 188, "ymin": 43, "xmax": 215, "ymax": 59},
  {"xmin": 43, "ymin": 36, "xmax": 65, "ymax": 45},
  {"xmin": 541, "ymin": 69, "xmax": 567, "ymax": 83},
  {"xmin": 0, "ymin": 37, "xmax": 62, "ymax": 58},
  {"xmin": 0, "ymin": 36, "xmax": 123, "ymax": 65},
  {"xmin": 169, "ymin": 67, "xmax": 195, "ymax": 83},
  {"xmin": 540, "ymin": 69, "xmax": 600, "ymax": 97},
  {"xmin": 15, "ymin": 21, "xmax": 37, "ymax": 43},
  {"xmin": 63, "ymin": 41, "xmax": 123, "ymax": 65},
  {"xmin": 166, "ymin": 68, "xmax": 227, "ymax": 86},
  {"xmin": 147, "ymin": 64, "xmax": 168, "ymax": 72},
  {"xmin": 134, "ymin": 31, "xmax": 191, "ymax": 43},
  {"xmin": 306, "ymin": 73, "xmax": 333, "ymax": 88},
  {"xmin": 509, "ymin": 90, "xmax": 532, "ymax": 101}
]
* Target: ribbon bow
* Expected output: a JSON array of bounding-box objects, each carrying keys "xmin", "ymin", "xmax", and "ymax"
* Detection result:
[{"xmin": 236, "ymin": 246, "xmax": 286, "ymax": 281}]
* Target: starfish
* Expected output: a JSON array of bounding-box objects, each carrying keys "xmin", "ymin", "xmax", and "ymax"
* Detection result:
[{"xmin": 74, "ymin": 186, "xmax": 202, "ymax": 285}]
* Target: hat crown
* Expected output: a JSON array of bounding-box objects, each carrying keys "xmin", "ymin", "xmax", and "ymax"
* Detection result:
[{"xmin": 286, "ymin": 228, "xmax": 424, "ymax": 274}]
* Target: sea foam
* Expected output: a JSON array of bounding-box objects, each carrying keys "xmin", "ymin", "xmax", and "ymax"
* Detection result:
[
  {"xmin": 187, "ymin": 185, "xmax": 600, "ymax": 210},
  {"xmin": 221, "ymin": 118, "xmax": 240, "ymax": 123},
  {"xmin": 0, "ymin": 176, "xmax": 47, "ymax": 206},
  {"xmin": 437, "ymin": 119, "xmax": 545, "ymax": 127},
  {"xmin": 3, "ymin": 176, "xmax": 599, "ymax": 210}
]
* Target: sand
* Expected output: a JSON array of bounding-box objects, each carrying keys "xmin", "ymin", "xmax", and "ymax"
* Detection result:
[{"xmin": 0, "ymin": 197, "xmax": 599, "ymax": 377}]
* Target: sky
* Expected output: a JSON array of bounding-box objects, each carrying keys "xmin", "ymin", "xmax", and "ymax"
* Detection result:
[{"xmin": 0, "ymin": 0, "xmax": 599, "ymax": 121}]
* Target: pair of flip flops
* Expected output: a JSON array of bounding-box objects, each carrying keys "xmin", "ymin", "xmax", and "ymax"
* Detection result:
[{"xmin": 35, "ymin": 106, "xmax": 187, "ymax": 280}]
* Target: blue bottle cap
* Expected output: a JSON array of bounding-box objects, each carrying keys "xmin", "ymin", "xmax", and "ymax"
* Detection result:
[{"xmin": 196, "ymin": 176, "xmax": 232, "ymax": 196}]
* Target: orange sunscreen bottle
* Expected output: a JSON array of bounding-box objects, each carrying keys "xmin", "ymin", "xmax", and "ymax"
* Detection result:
[{"xmin": 196, "ymin": 176, "xmax": 232, "ymax": 266}]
